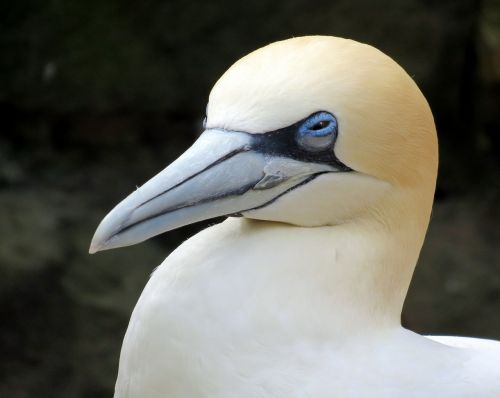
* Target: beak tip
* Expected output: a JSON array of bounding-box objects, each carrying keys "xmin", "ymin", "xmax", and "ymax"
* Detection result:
[
  {"xmin": 89, "ymin": 228, "xmax": 110, "ymax": 254},
  {"xmin": 89, "ymin": 211, "xmax": 124, "ymax": 254},
  {"xmin": 88, "ymin": 240, "xmax": 102, "ymax": 254}
]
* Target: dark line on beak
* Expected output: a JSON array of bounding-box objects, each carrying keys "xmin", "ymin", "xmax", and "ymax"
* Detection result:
[
  {"xmin": 136, "ymin": 146, "xmax": 251, "ymax": 209},
  {"xmin": 114, "ymin": 180, "xmax": 260, "ymax": 238}
]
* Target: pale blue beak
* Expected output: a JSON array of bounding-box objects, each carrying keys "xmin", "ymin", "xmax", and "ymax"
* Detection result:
[{"xmin": 89, "ymin": 129, "xmax": 339, "ymax": 253}]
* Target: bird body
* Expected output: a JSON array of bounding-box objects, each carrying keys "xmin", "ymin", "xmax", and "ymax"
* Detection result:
[
  {"xmin": 115, "ymin": 218, "xmax": 500, "ymax": 397},
  {"xmin": 90, "ymin": 36, "xmax": 500, "ymax": 397}
]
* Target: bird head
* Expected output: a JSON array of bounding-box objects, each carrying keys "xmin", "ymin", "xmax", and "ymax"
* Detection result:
[{"xmin": 90, "ymin": 36, "xmax": 437, "ymax": 253}]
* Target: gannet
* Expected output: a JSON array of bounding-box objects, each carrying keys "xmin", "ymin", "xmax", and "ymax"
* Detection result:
[{"xmin": 90, "ymin": 36, "xmax": 500, "ymax": 397}]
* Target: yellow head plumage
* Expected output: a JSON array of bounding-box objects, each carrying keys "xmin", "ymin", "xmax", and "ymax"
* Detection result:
[{"xmin": 209, "ymin": 36, "xmax": 438, "ymax": 187}]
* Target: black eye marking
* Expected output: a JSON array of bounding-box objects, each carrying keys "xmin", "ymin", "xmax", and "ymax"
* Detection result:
[
  {"xmin": 249, "ymin": 111, "xmax": 350, "ymax": 171},
  {"xmin": 205, "ymin": 112, "xmax": 351, "ymax": 170}
]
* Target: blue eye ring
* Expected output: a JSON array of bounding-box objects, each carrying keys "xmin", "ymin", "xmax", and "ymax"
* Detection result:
[{"xmin": 297, "ymin": 112, "xmax": 338, "ymax": 151}]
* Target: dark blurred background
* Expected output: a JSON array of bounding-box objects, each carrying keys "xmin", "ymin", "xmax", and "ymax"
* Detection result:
[{"xmin": 0, "ymin": 0, "xmax": 499, "ymax": 396}]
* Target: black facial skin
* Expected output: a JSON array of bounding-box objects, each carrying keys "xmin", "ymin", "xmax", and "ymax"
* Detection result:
[
  {"xmin": 225, "ymin": 111, "xmax": 353, "ymax": 215},
  {"xmin": 248, "ymin": 112, "xmax": 351, "ymax": 171}
]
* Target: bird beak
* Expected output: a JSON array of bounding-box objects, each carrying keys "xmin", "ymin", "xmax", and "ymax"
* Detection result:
[{"xmin": 89, "ymin": 129, "xmax": 338, "ymax": 253}]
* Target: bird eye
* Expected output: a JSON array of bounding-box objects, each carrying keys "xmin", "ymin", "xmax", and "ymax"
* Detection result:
[
  {"xmin": 310, "ymin": 120, "xmax": 330, "ymax": 130},
  {"xmin": 297, "ymin": 112, "xmax": 337, "ymax": 152}
]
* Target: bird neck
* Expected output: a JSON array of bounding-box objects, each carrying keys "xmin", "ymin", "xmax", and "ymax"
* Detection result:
[
  {"xmin": 227, "ymin": 185, "xmax": 433, "ymax": 342},
  {"xmin": 323, "ymin": 183, "xmax": 434, "ymax": 333}
]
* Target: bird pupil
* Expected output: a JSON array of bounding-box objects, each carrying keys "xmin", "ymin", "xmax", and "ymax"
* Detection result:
[{"xmin": 311, "ymin": 120, "xmax": 329, "ymax": 130}]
